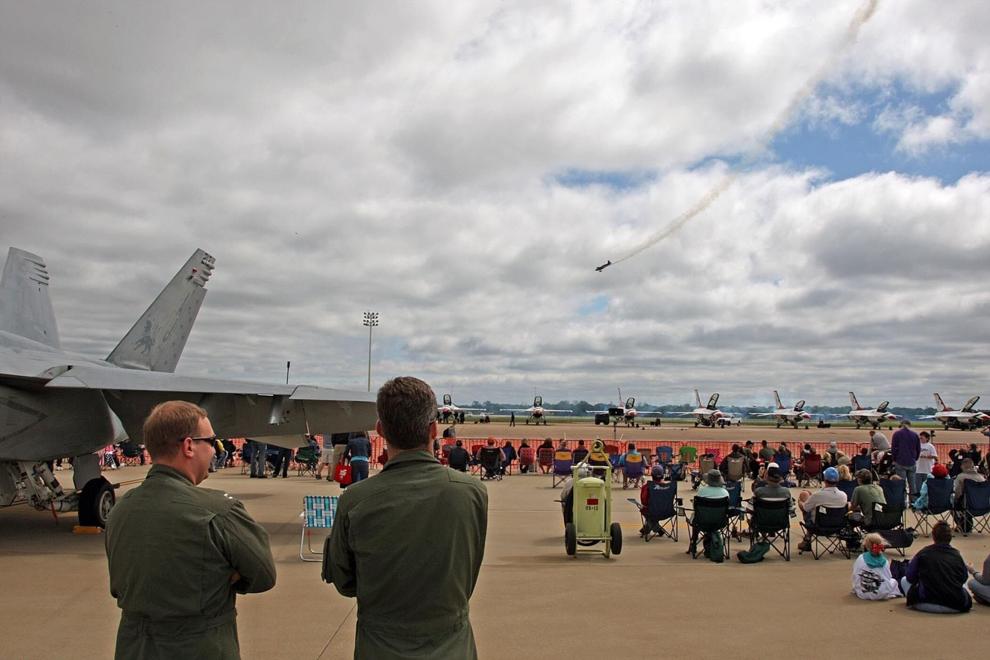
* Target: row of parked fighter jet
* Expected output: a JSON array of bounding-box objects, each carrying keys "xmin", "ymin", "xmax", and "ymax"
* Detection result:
[{"xmin": 438, "ymin": 390, "xmax": 989, "ymax": 431}]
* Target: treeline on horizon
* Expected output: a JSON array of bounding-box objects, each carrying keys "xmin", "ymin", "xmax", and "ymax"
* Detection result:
[{"xmin": 463, "ymin": 400, "xmax": 949, "ymax": 418}]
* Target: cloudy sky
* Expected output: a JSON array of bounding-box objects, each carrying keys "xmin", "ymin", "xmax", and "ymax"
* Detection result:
[{"xmin": 2, "ymin": 0, "xmax": 988, "ymax": 408}]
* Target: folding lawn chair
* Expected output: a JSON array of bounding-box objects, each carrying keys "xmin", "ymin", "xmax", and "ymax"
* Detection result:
[
  {"xmin": 704, "ymin": 447, "xmax": 722, "ymax": 466},
  {"xmin": 749, "ymin": 497, "xmax": 791, "ymax": 561},
  {"xmin": 879, "ymin": 478, "xmax": 907, "ymax": 513},
  {"xmin": 552, "ymin": 450, "xmax": 573, "ymax": 488},
  {"xmin": 913, "ymin": 477, "xmax": 953, "ymax": 536},
  {"xmin": 537, "ymin": 447, "xmax": 554, "ymax": 474},
  {"xmin": 299, "ymin": 495, "xmax": 338, "ymax": 562},
  {"xmin": 836, "ymin": 480, "xmax": 857, "ymax": 501},
  {"xmin": 865, "ymin": 502, "xmax": 913, "ymax": 557},
  {"xmin": 629, "ymin": 480, "xmax": 679, "ymax": 542},
  {"xmin": 798, "ymin": 454, "xmax": 823, "ymax": 488},
  {"xmin": 622, "ymin": 453, "xmax": 645, "ymax": 489},
  {"xmin": 518, "ymin": 446, "xmax": 536, "ymax": 474},
  {"xmin": 679, "ymin": 445, "xmax": 698, "ymax": 466},
  {"xmin": 800, "ymin": 505, "xmax": 854, "ymax": 560},
  {"xmin": 958, "ymin": 479, "xmax": 990, "ymax": 536},
  {"xmin": 656, "ymin": 446, "xmax": 674, "ymax": 466},
  {"xmin": 684, "ymin": 496, "xmax": 731, "ymax": 560}
]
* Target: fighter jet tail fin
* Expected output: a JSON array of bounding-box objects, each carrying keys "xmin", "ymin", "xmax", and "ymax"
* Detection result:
[
  {"xmin": 107, "ymin": 249, "xmax": 215, "ymax": 372},
  {"xmin": 934, "ymin": 393, "xmax": 951, "ymax": 411},
  {"xmin": 849, "ymin": 392, "xmax": 862, "ymax": 410},
  {"xmin": 773, "ymin": 390, "xmax": 783, "ymax": 410},
  {"xmin": 693, "ymin": 389, "xmax": 702, "ymax": 408},
  {"xmin": 0, "ymin": 248, "xmax": 61, "ymax": 348}
]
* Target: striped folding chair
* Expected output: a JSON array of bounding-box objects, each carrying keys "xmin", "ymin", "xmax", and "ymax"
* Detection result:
[{"xmin": 299, "ymin": 495, "xmax": 338, "ymax": 562}]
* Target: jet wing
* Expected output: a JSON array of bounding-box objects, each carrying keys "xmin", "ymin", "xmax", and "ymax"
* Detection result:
[
  {"xmin": 748, "ymin": 412, "xmax": 775, "ymax": 417},
  {"xmin": 44, "ymin": 364, "xmax": 377, "ymax": 443},
  {"xmin": 666, "ymin": 411, "xmax": 695, "ymax": 416}
]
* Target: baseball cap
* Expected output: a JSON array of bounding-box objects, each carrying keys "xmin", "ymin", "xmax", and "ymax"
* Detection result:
[
  {"xmin": 651, "ymin": 465, "xmax": 665, "ymax": 479},
  {"xmin": 767, "ymin": 467, "xmax": 782, "ymax": 481},
  {"xmin": 931, "ymin": 463, "xmax": 949, "ymax": 478},
  {"xmin": 823, "ymin": 467, "xmax": 840, "ymax": 482}
]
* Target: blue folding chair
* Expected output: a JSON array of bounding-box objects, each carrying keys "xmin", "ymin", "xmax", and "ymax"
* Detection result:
[
  {"xmin": 851, "ymin": 453, "xmax": 872, "ymax": 474},
  {"xmin": 300, "ymin": 495, "xmax": 338, "ymax": 561},
  {"xmin": 879, "ymin": 478, "xmax": 906, "ymax": 512},
  {"xmin": 960, "ymin": 480, "xmax": 990, "ymax": 536},
  {"xmin": 629, "ymin": 480, "xmax": 679, "ymax": 542},
  {"xmin": 836, "ymin": 480, "xmax": 857, "ymax": 500},
  {"xmin": 773, "ymin": 453, "xmax": 793, "ymax": 486},
  {"xmin": 913, "ymin": 477, "xmax": 953, "ymax": 536}
]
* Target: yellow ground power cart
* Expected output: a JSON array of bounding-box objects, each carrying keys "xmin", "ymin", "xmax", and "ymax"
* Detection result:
[{"xmin": 564, "ymin": 464, "xmax": 623, "ymax": 558}]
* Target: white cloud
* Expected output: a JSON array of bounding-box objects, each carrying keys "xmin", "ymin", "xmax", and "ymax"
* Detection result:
[{"xmin": 1, "ymin": 0, "xmax": 988, "ymax": 409}]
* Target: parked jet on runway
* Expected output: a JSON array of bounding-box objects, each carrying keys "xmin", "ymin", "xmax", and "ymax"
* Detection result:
[
  {"xmin": 920, "ymin": 393, "xmax": 989, "ymax": 430},
  {"xmin": 749, "ymin": 390, "xmax": 813, "ymax": 428},
  {"xmin": 501, "ymin": 396, "xmax": 571, "ymax": 425},
  {"xmin": 0, "ymin": 247, "xmax": 377, "ymax": 527},
  {"xmin": 843, "ymin": 392, "xmax": 898, "ymax": 429},
  {"xmin": 437, "ymin": 394, "xmax": 486, "ymax": 424},
  {"xmin": 669, "ymin": 390, "xmax": 739, "ymax": 427},
  {"xmin": 585, "ymin": 391, "xmax": 662, "ymax": 426}
]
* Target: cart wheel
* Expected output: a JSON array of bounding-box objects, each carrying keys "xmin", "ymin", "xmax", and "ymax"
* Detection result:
[
  {"xmin": 565, "ymin": 523, "xmax": 577, "ymax": 557},
  {"xmin": 609, "ymin": 522, "xmax": 623, "ymax": 556}
]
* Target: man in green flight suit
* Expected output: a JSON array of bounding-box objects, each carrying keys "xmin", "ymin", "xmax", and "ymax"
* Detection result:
[
  {"xmin": 326, "ymin": 376, "xmax": 488, "ymax": 659},
  {"xmin": 105, "ymin": 401, "xmax": 276, "ymax": 660}
]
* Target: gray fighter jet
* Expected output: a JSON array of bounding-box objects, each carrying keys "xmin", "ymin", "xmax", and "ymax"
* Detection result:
[{"xmin": 0, "ymin": 247, "xmax": 377, "ymax": 527}]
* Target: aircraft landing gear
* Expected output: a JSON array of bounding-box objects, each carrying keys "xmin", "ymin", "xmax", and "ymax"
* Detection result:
[{"xmin": 78, "ymin": 477, "xmax": 115, "ymax": 527}]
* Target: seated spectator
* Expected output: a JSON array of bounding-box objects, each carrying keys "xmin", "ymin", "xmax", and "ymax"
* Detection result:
[
  {"xmin": 776, "ymin": 442, "xmax": 792, "ymax": 460},
  {"xmin": 824, "ymin": 441, "xmax": 848, "ymax": 467},
  {"xmin": 753, "ymin": 465, "xmax": 791, "ymax": 503},
  {"xmin": 965, "ymin": 443, "xmax": 982, "ymax": 467},
  {"xmin": 539, "ymin": 438, "xmax": 553, "ymax": 451},
  {"xmin": 797, "ymin": 467, "xmax": 848, "ymax": 551},
  {"xmin": 687, "ymin": 470, "xmax": 730, "ymax": 556},
  {"xmin": 517, "ymin": 440, "xmax": 532, "ymax": 474},
  {"xmin": 585, "ymin": 439, "xmax": 611, "ymax": 480},
  {"xmin": 557, "ymin": 439, "xmax": 568, "ymax": 451},
  {"xmin": 501, "ymin": 440, "xmax": 517, "ymax": 474},
  {"xmin": 447, "ymin": 440, "xmax": 470, "ymax": 472},
  {"xmin": 852, "ymin": 533, "xmax": 902, "ymax": 600},
  {"xmin": 718, "ymin": 444, "xmax": 746, "ymax": 482},
  {"xmin": 572, "ymin": 439, "xmax": 589, "ymax": 464},
  {"xmin": 967, "ymin": 551, "xmax": 990, "ymax": 606},
  {"xmin": 953, "ymin": 458, "xmax": 986, "ymax": 505},
  {"xmin": 638, "ymin": 465, "xmax": 672, "ymax": 536},
  {"xmin": 912, "ymin": 463, "xmax": 950, "ymax": 511},
  {"xmin": 901, "ymin": 521, "xmax": 972, "ymax": 613},
  {"xmin": 620, "ymin": 443, "xmax": 644, "ymax": 488},
  {"xmin": 742, "ymin": 441, "xmax": 759, "ymax": 478},
  {"xmin": 849, "ymin": 469, "xmax": 886, "ymax": 527},
  {"xmin": 484, "ymin": 437, "xmax": 505, "ymax": 472},
  {"xmin": 836, "ymin": 464, "xmax": 853, "ymax": 483}
]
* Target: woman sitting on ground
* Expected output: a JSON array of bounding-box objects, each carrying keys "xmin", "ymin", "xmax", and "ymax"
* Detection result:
[
  {"xmin": 901, "ymin": 521, "xmax": 972, "ymax": 613},
  {"xmin": 967, "ymin": 552, "xmax": 990, "ymax": 606},
  {"xmin": 852, "ymin": 533, "xmax": 902, "ymax": 600}
]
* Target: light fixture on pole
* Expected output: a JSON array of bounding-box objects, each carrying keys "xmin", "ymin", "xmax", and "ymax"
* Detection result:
[{"xmin": 362, "ymin": 311, "xmax": 379, "ymax": 392}]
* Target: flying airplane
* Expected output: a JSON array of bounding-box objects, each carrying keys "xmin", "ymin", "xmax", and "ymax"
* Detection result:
[
  {"xmin": 595, "ymin": 260, "xmax": 612, "ymax": 272},
  {"xmin": 437, "ymin": 394, "xmax": 486, "ymax": 424},
  {"xmin": 585, "ymin": 390, "xmax": 662, "ymax": 426},
  {"xmin": 0, "ymin": 247, "xmax": 377, "ymax": 527},
  {"xmin": 748, "ymin": 390, "xmax": 813, "ymax": 428},
  {"xmin": 919, "ymin": 393, "xmax": 989, "ymax": 430},
  {"xmin": 500, "ymin": 396, "xmax": 571, "ymax": 425},
  {"xmin": 843, "ymin": 392, "xmax": 899, "ymax": 429},
  {"xmin": 669, "ymin": 390, "xmax": 740, "ymax": 427}
]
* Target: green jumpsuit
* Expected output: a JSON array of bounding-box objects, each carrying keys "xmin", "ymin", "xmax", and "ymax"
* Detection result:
[
  {"xmin": 326, "ymin": 449, "xmax": 488, "ymax": 659},
  {"xmin": 105, "ymin": 464, "xmax": 276, "ymax": 660}
]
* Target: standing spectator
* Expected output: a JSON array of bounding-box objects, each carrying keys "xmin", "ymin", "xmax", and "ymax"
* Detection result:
[
  {"xmin": 325, "ymin": 377, "xmax": 487, "ymax": 659},
  {"xmin": 916, "ymin": 431, "xmax": 938, "ymax": 495},
  {"xmin": 890, "ymin": 420, "xmax": 921, "ymax": 499},
  {"xmin": 344, "ymin": 431, "xmax": 373, "ymax": 483},
  {"xmin": 901, "ymin": 521, "xmax": 972, "ymax": 613},
  {"xmin": 869, "ymin": 429, "xmax": 890, "ymax": 452},
  {"xmin": 271, "ymin": 446, "xmax": 292, "ymax": 478},
  {"xmin": 210, "ymin": 438, "xmax": 227, "ymax": 472},
  {"xmin": 509, "ymin": 411, "xmax": 516, "ymax": 427},
  {"xmin": 222, "ymin": 439, "xmax": 236, "ymax": 468},
  {"xmin": 758, "ymin": 440, "xmax": 775, "ymax": 463},
  {"xmin": 106, "ymin": 401, "xmax": 275, "ymax": 658},
  {"xmin": 248, "ymin": 439, "xmax": 268, "ymax": 479}
]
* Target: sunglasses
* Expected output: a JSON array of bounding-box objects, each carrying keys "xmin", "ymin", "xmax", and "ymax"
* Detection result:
[{"xmin": 181, "ymin": 435, "xmax": 218, "ymax": 447}]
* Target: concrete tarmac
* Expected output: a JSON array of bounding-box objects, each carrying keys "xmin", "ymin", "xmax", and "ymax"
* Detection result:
[{"xmin": 1, "ymin": 459, "xmax": 987, "ymax": 660}]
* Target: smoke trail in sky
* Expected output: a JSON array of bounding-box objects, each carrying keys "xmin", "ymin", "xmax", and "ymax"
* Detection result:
[{"xmin": 608, "ymin": 0, "xmax": 879, "ymax": 268}]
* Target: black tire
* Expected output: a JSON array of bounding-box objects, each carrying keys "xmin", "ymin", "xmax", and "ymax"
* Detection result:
[
  {"xmin": 78, "ymin": 477, "xmax": 115, "ymax": 527},
  {"xmin": 609, "ymin": 522, "xmax": 623, "ymax": 555},
  {"xmin": 565, "ymin": 523, "xmax": 577, "ymax": 556}
]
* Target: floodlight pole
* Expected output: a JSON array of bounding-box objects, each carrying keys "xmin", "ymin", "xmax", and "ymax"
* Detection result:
[{"xmin": 363, "ymin": 312, "xmax": 379, "ymax": 392}]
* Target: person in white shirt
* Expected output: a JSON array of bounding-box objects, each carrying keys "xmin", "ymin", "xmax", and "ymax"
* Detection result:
[
  {"xmin": 852, "ymin": 533, "xmax": 902, "ymax": 600},
  {"xmin": 915, "ymin": 431, "xmax": 938, "ymax": 497},
  {"xmin": 798, "ymin": 467, "xmax": 848, "ymax": 551}
]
